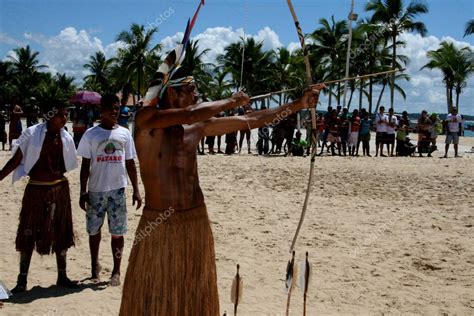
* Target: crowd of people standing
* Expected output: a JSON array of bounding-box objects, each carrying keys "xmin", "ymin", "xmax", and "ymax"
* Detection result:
[{"xmin": 196, "ymin": 104, "xmax": 466, "ymax": 159}]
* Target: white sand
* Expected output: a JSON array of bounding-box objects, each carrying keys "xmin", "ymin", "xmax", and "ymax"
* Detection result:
[{"xmin": 0, "ymin": 133, "xmax": 473, "ymax": 315}]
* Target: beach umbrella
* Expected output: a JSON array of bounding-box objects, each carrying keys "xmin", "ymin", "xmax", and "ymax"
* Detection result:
[{"xmin": 70, "ymin": 90, "xmax": 101, "ymax": 105}]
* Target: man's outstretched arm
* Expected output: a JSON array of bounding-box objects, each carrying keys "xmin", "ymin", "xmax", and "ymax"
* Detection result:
[
  {"xmin": 136, "ymin": 92, "xmax": 249, "ymax": 130},
  {"xmin": 200, "ymin": 86, "xmax": 323, "ymax": 137}
]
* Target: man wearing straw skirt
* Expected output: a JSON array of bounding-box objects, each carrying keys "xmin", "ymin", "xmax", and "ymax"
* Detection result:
[
  {"xmin": 0, "ymin": 101, "xmax": 78, "ymax": 293},
  {"xmin": 119, "ymin": 44, "xmax": 324, "ymax": 315}
]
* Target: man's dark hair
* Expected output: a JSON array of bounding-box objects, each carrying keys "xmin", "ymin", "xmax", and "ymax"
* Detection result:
[{"xmin": 101, "ymin": 94, "xmax": 119, "ymax": 109}]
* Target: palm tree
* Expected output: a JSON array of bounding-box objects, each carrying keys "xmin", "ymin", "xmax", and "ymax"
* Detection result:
[
  {"xmin": 0, "ymin": 61, "xmax": 15, "ymax": 105},
  {"xmin": 269, "ymin": 47, "xmax": 304, "ymax": 105},
  {"xmin": 218, "ymin": 37, "xmax": 274, "ymax": 97},
  {"xmin": 464, "ymin": 19, "xmax": 474, "ymax": 37},
  {"xmin": 366, "ymin": 0, "xmax": 428, "ymax": 110},
  {"xmin": 206, "ymin": 67, "xmax": 232, "ymax": 101},
  {"xmin": 55, "ymin": 73, "xmax": 76, "ymax": 99},
  {"xmin": 309, "ymin": 16, "xmax": 348, "ymax": 108},
  {"xmin": 422, "ymin": 41, "xmax": 473, "ymax": 112},
  {"xmin": 83, "ymin": 51, "xmax": 112, "ymax": 94},
  {"xmin": 181, "ymin": 40, "xmax": 213, "ymax": 96},
  {"xmin": 34, "ymin": 72, "xmax": 75, "ymax": 110},
  {"xmin": 8, "ymin": 45, "xmax": 48, "ymax": 103},
  {"xmin": 116, "ymin": 23, "xmax": 161, "ymax": 100}
]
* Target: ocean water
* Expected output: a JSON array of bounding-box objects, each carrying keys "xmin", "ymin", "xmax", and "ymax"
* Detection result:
[
  {"xmin": 464, "ymin": 129, "xmax": 474, "ymax": 138},
  {"xmin": 464, "ymin": 121, "xmax": 474, "ymax": 138}
]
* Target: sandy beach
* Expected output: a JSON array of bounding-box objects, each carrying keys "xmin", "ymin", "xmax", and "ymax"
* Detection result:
[{"xmin": 0, "ymin": 132, "xmax": 473, "ymax": 315}]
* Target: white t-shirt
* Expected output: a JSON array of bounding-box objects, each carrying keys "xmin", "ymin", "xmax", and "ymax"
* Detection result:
[
  {"xmin": 375, "ymin": 113, "xmax": 388, "ymax": 132},
  {"xmin": 446, "ymin": 113, "xmax": 462, "ymax": 133},
  {"xmin": 77, "ymin": 125, "xmax": 137, "ymax": 192},
  {"xmin": 386, "ymin": 115, "xmax": 398, "ymax": 134}
]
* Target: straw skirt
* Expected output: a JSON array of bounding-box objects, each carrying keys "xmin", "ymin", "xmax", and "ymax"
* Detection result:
[{"xmin": 120, "ymin": 204, "xmax": 219, "ymax": 316}]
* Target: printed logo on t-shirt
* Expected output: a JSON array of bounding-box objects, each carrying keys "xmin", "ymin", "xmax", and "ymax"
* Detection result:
[{"xmin": 96, "ymin": 140, "xmax": 124, "ymax": 163}]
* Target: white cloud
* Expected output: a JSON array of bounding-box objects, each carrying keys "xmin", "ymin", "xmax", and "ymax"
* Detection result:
[
  {"xmin": 160, "ymin": 26, "xmax": 283, "ymax": 64},
  {"xmin": 19, "ymin": 27, "xmax": 124, "ymax": 83},
  {"xmin": 254, "ymin": 26, "xmax": 283, "ymax": 51},
  {"xmin": 287, "ymin": 41, "xmax": 301, "ymax": 53},
  {"xmin": 0, "ymin": 33, "xmax": 26, "ymax": 47},
  {"xmin": 393, "ymin": 33, "xmax": 474, "ymax": 115},
  {"xmin": 2, "ymin": 26, "xmax": 473, "ymax": 115}
]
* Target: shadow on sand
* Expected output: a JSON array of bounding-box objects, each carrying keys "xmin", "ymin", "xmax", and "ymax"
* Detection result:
[{"xmin": 5, "ymin": 280, "xmax": 108, "ymax": 304}]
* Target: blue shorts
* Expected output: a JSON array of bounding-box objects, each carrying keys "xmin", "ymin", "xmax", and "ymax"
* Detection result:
[{"xmin": 86, "ymin": 187, "xmax": 128, "ymax": 236}]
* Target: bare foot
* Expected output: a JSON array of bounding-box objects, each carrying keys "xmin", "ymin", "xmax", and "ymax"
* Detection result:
[
  {"xmin": 91, "ymin": 263, "xmax": 102, "ymax": 282},
  {"xmin": 108, "ymin": 273, "xmax": 120, "ymax": 287},
  {"xmin": 11, "ymin": 283, "xmax": 27, "ymax": 294},
  {"xmin": 11, "ymin": 274, "xmax": 27, "ymax": 293}
]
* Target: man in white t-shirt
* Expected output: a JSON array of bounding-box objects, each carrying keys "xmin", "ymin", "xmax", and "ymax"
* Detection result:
[
  {"xmin": 375, "ymin": 106, "xmax": 389, "ymax": 157},
  {"xmin": 77, "ymin": 94, "xmax": 142, "ymax": 286},
  {"xmin": 386, "ymin": 108, "xmax": 398, "ymax": 156},
  {"xmin": 443, "ymin": 107, "xmax": 462, "ymax": 158}
]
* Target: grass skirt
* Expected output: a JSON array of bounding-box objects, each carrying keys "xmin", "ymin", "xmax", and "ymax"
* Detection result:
[
  {"xmin": 120, "ymin": 204, "xmax": 219, "ymax": 316},
  {"xmin": 15, "ymin": 180, "xmax": 75, "ymax": 255}
]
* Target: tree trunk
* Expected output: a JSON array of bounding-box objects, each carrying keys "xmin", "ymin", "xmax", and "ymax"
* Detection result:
[
  {"xmin": 328, "ymin": 86, "xmax": 333, "ymax": 108},
  {"xmin": 337, "ymin": 82, "xmax": 341, "ymax": 106},
  {"xmin": 369, "ymin": 77, "xmax": 373, "ymax": 114},
  {"xmin": 375, "ymin": 83, "xmax": 386, "ymax": 115},
  {"xmin": 455, "ymin": 87, "xmax": 460, "ymax": 111},
  {"xmin": 449, "ymin": 87, "xmax": 453, "ymax": 112},
  {"xmin": 347, "ymin": 88, "xmax": 354, "ymax": 110},
  {"xmin": 390, "ymin": 33, "xmax": 396, "ymax": 110},
  {"xmin": 446, "ymin": 84, "xmax": 450, "ymax": 113},
  {"xmin": 359, "ymin": 79, "xmax": 363, "ymax": 110}
]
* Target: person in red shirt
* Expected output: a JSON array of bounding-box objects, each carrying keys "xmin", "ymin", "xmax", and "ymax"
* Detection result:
[{"xmin": 348, "ymin": 109, "xmax": 361, "ymax": 156}]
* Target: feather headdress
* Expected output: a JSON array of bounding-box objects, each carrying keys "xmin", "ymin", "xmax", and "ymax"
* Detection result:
[{"xmin": 143, "ymin": 0, "xmax": 204, "ymax": 108}]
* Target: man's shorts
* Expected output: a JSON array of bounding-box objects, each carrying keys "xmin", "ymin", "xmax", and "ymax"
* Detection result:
[
  {"xmin": 86, "ymin": 187, "xmax": 128, "ymax": 236},
  {"xmin": 376, "ymin": 132, "xmax": 387, "ymax": 145},
  {"xmin": 327, "ymin": 132, "xmax": 341, "ymax": 143},
  {"xmin": 348, "ymin": 132, "xmax": 359, "ymax": 146},
  {"xmin": 340, "ymin": 130, "xmax": 349, "ymax": 143},
  {"xmin": 445, "ymin": 132, "xmax": 459, "ymax": 145},
  {"xmin": 386, "ymin": 133, "xmax": 395, "ymax": 145},
  {"xmin": 359, "ymin": 133, "xmax": 371, "ymax": 143}
]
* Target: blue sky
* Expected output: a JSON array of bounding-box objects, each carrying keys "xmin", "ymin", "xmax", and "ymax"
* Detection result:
[{"xmin": 1, "ymin": 0, "xmax": 473, "ymax": 114}]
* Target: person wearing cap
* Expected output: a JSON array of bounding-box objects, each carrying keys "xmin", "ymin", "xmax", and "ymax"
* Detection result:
[
  {"xmin": 119, "ymin": 44, "xmax": 324, "ymax": 315},
  {"xmin": 117, "ymin": 97, "xmax": 131, "ymax": 129},
  {"xmin": 8, "ymin": 98, "xmax": 23, "ymax": 150}
]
